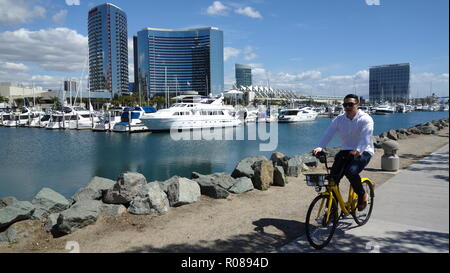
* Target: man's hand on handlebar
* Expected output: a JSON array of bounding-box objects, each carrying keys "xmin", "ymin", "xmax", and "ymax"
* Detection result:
[{"xmin": 312, "ymin": 148, "xmax": 323, "ymax": 156}]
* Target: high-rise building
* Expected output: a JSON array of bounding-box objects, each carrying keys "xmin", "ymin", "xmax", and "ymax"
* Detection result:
[
  {"xmin": 64, "ymin": 79, "xmax": 78, "ymax": 92},
  {"xmin": 369, "ymin": 63, "xmax": 410, "ymax": 102},
  {"xmin": 235, "ymin": 64, "xmax": 252, "ymax": 88},
  {"xmin": 88, "ymin": 3, "xmax": 128, "ymax": 98},
  {"xmin": 135, "ymin": 27, "xmax": 224, "ymax": 97}
]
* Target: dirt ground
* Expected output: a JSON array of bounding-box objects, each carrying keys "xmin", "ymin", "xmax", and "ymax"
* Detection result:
[{"xmin": 0, "ymin": 127, "xmax": 448, "ymax": 253}]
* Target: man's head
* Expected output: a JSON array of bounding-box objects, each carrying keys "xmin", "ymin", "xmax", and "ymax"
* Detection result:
[{"xmin": 343, "ymin": 94, "xmax": 360, "ymax": 116}]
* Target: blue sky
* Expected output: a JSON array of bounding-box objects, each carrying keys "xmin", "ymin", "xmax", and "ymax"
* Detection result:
[{"xmin": 0, "ymin": 0, "xmax": 448, "ymax": 98}]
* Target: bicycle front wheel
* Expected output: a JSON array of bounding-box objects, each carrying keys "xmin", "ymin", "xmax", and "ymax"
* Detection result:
[
  {"xmin": 305, "ymin": 194, "xmax": 339, "ymax": 250},
  {"xmin": 352, "ymin": 179, "xmax": 375, "ymax": 226}
]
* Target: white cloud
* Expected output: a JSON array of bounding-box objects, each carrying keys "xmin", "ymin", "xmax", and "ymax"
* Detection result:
[
  {"xmin": 52, "ymin": 10, "xmax": 68, "ymax": 25},
  {"xmin": 235, "ymin": 6, "xmax": 263, "ymax": 19},
  {"xmin": 224, "ymin": 47, "xmax": 241, "ymax": 61},
  {"xmin": 0, "ymin": 0, "xmax": 46, "ymax": 26},
  {"xmin": 0, "ymin": 28, "xmax": 88, "ymax": 72},
  {"xmin": 206, "ymin": 1, "xmax": 229, "ymax": 16},
  {"xmin": 0, "ymin": 61, "xmax": 30, "ymax": 72}
]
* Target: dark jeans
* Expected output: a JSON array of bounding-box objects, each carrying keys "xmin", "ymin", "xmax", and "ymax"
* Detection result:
[{"xmin": 330, "ymin": 150, "xmax": 372, "ymax": 198}]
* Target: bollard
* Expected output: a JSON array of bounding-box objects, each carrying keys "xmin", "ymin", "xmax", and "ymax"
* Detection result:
[{"xmin": 381, "ymin": 140, "xmax": 400, "ymax": 171}]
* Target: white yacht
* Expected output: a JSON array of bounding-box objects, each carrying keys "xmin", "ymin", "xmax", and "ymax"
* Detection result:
[
  {"xmin": 0, "ymin": 111, "xmax": 12, "ymax": 126},
  {"xmin": 3, "ymin": 107, "xmax": 31, "ymax": 127},
  {"xmin": 373, "ymin": 104, "xmax": 396, "ymax": 115},
  {"xmin": 46, "ymin": 107, "xmax": 76, "ymax": 130},
  {"xmin": 68, "ymin": 107, "xmax": 100, "ymax": 130},
  {"xmin": 112, "ymin": 107, "xmax": 150, "ymax": 133},
  {"xmin": 27, "ymin": 110, "xmax": 47, "ymax": 127},
  {"xmin": 278, "ymin": 107, "xmax": 318, "ymax": 123},
  {"xmin": 92, "ymin": 108, "xmax": 124, "ymax": 132},
  {"xmin": 140, "ymin": 96, "xmax": 242, "ymax": 131}
]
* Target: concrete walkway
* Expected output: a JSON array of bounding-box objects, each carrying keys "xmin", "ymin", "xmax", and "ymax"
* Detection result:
[{"xmin": 278, "ymin": 144, "xmax": 449, "ymax": 253}]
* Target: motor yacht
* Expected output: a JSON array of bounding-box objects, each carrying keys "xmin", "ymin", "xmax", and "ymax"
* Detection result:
[
  {"xmin": 278, "ymin": 107, "xmax": 318, "ymax": 123},
  {"xmin": 373, "ymin": 104, "xmax": 396, "ymax": 115},
  {"xmin": 112, "ymin": 107, "xmax": 150, "ymax": 133},
  {"xmin": 92, "ymin": 108, "xmax": 124, "ymax": 132},
  {"xmin": 140, "ymin": 96, "xmax": 242, "ymax": 131}
]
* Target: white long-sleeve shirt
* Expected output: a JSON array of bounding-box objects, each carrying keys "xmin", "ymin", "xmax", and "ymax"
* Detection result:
[{"xmin": 318, "ymin": 110, "xmax": 375, "ymax": 156}]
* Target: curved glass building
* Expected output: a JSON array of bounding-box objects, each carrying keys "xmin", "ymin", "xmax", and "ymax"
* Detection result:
[
  {"xmin": 136, "ymin": 27, "xmax": 224, "ymax": 97},
  {"xmin": 88, "ymin": 3, "xmax": 129, "ymax": 98}
]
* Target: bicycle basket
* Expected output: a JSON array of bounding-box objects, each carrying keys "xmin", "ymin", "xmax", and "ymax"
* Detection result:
[{"xmin": 305, "ymin": 174, "xmax": 328, "ymax": 187}]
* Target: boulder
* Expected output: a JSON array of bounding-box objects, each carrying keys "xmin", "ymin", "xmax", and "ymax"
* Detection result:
[
  {"xmin": 31, "ymin": 188, "xmax": 71, "ymax": 220},
  {"xmin": 408, "ymin": 127, "xmax": 421, "ymax": 135},
  {"xmin": 397, "ymin": 133, "xmax": 408, "ymax": 140},
  {"xmin": 70, "ymin": 176, "xmax": 116, "ymax": 203},
  {"xmin": 251, "ymin": 160, "xmax": 274, "ymax": 191},
  {"xmin": 44, "ymin": 213, "xmax": 59, "ymax": 233},
  {"xmin": 228, "ymin": 177, "xmax": 254, "ymax": 194},
  {"xmin": 300, "ymin": 154, "xmax": 319, "ymax": 167},
  {"xmin": 0, "ymin": 220, "xmax": 41, "ymax": 243},
  {"xmin": 127, "ymin": 183, "xmax": 170, "ymax": 215},
  {"xmin": 56, "ymin": 200, "xmax": 101, "ymax": 235},
  {"xmin": 161, "ymin": 177, "xmax": 200, "ymax": 207},
  {"xmin": 419, "ymin": 126, "xmax": 436, "ymax": 135},
  {"xmin": 0, "ymin": 201, "xmax": 35, "ymax": 230},
  {"xmin": 270, "ymin": 152, "xmax": 288, "ymax": 171},
  {"xmin": 103, "ymin": 172, "xmax": 148, "ymax": 205},
  {"xmin": 0, "ymin": 197, "xmax": 18, "ymax": 208},
  {"xmin": 198, "ymin": 184, "xmax": 229, "ymax": 199},
  {"xmin": 192, "ymin": 172, "xmax": 237, "ymax": 191},
  {"xmin": 231, "ymin": 155, "xmax": 268, "ymax": 179},
  {"xmin": 285, "ymin": 155, "xmax": 303, "ymax": 177},
  {"xmin": 273, "ymin": 166, "xmax": 288, "ymax": 187},
  {"xmin": 379, "ymin": 132, "xmax": 388, "ymax": 138},
  {"xmin": 99, "ymin": 204, "xmax": 127, "ymax": 217},
  {"xmin": 387, "ymin": 130, "xmax": 398, "ymax": 140}
]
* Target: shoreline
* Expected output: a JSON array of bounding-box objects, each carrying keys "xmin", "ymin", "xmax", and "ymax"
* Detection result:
[{"xmin": 0, "ymin": 120, "xmax": 448, "ymax": 253}]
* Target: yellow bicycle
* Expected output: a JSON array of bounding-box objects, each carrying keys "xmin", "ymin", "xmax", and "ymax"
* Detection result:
[{"xmin": 304, "ymin": 151, "xmax": 374, "ymax": 250}]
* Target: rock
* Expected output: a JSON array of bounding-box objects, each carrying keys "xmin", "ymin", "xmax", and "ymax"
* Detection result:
[
  {"xmin": 419, "ymin": 126, "xmax": 436, "ymax": 135},
  {"xmin": 56, "ymin": 200, "xmax": 101, "ymax": 235},
  {"xmin": 162, "ymin": 177, "xmax": 200, "ymax": 207},
  {"xmin": 103, "ymin": 172, "xmax": 148, "ymax": 205},
  {"xmin": 0, "ymin": 201, "xmax": 35, "ymax": 230},
  {"xmin": 285, "ymin": 155, "xmax": 303, "ymax": 177},
  {"xmin": 44, "ymin": 213, "xmax": 59, "ymax": 233},
  {"xmin": 409, "ymin": 127, "xmax": 421, "ymax": 134},
  {"xmin": 99, "ymin": 204, "xmax": 127, "ymax": 217},
  {"xmin": 397, "ymin": 133, "xmax": 408, "ymax": 140},
  {"xmin": 70, "ymin": 176, "xmax": 116, "ymax": 203},
  {"xmin": 0, "ymin": 220, "xmax": 41, "ymax": 243},
  {"xmin": 251, "ymin": 160, "xmax": 274, "ymax": 191},
  {"xmin": 199, "ymin": 184, "xmax": 229, "ymax": 199},
  {"xmin": 323, "ymin": 147, "xmax": 341, "ymax": 159},
  {"xmin": 228, "ymin": 177, "xmax": 254, "ymax": 194},
  {"xmin": 192, "ymin": 172, "xmax": 237, "ymax": 191},
  {"xmin": 387, "ymin": 130, "xmax": 398, "ymax": 140},
  {"xmin": 231, "ymin": 155, "xmax": 268, "ymax": 179},
  {"xmin": 273, "ymin": 166, "xmax": 287, "ymax": 187},
  {"xmin": 0, "ymin": 197, "xmax": 18, "ymax": 208},
  {"xmin": 300, "ymin": 154, "xmax": 319, "ymax": 167},
  {"xmin": 127, "ymin": 183, "xmax": 170, "ymax": 215},
  {"xmin": 270, "ymin": 152, "xmax": 288, "ymax": 171},
  {"xmin": 379, "ymin": 132, "xmax": 388, "ymax": 138},
  {"xmin": 31, "ymin": 188, "xmax": 71, "ymax": 220}
]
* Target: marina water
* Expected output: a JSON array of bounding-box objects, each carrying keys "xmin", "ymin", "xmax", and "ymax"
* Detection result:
[{"xmin": 1, "ymin": 111, "xmax": 448, "ymax": 201}]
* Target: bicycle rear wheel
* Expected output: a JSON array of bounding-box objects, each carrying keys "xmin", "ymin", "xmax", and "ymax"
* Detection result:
[
  {"xmin": 352, "ymin": 179, "xmax": 374, "ymax": 226},
  {"xmin": 305, "ymin": 194, "xmax": 339, "ymax": 250}
]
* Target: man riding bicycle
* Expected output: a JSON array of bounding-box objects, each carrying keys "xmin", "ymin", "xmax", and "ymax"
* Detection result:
[{"xmin": 312, "ymin": 94, "xmax": 374, "ymax": 211}]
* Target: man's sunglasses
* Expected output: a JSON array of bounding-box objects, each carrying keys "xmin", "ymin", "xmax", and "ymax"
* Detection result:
[{"xmin": 343, "ymin": 102, "xmax": 357, "ymax": 108}]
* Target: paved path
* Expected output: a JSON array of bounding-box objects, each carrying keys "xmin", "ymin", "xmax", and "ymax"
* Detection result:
[{"xmin": 277, "ymin": 144, "xmax": 449, "ymax": 253}]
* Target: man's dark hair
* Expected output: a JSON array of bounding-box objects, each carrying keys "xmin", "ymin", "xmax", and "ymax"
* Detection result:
[{"xmin": 344, "ymin": 94, "xmax": 360, "ymax": 104}]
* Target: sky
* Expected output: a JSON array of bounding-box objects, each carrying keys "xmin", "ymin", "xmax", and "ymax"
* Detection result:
[{"xmin": 0, "ymin": 0, "xmax": 448, "ymax": 98}]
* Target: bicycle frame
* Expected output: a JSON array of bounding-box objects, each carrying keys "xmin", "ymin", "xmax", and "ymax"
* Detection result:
[{"xmin": 315, "ymin": 178, "xmax": 371, "ymax": 223}]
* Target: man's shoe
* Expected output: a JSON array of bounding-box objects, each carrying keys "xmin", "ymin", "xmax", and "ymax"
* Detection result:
[{"xmin": 357, "ymin": 193, "xmax": 369, "ymax": 211}]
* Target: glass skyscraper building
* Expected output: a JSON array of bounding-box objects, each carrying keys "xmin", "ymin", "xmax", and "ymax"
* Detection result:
[
  {"xmin": 369, "ymin": 63, "xmax": 410, "ymax": 102},
  {"xmin": 135, "ymin": 27, "xmax": 224, "ymax": 97},
  {"xmin": 88, "ymin": 3, "xmax": 129, "ymax": 98},
  {"xmin": 235, "ymin": 64, "xmax": 252, "ymax": 88}
]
